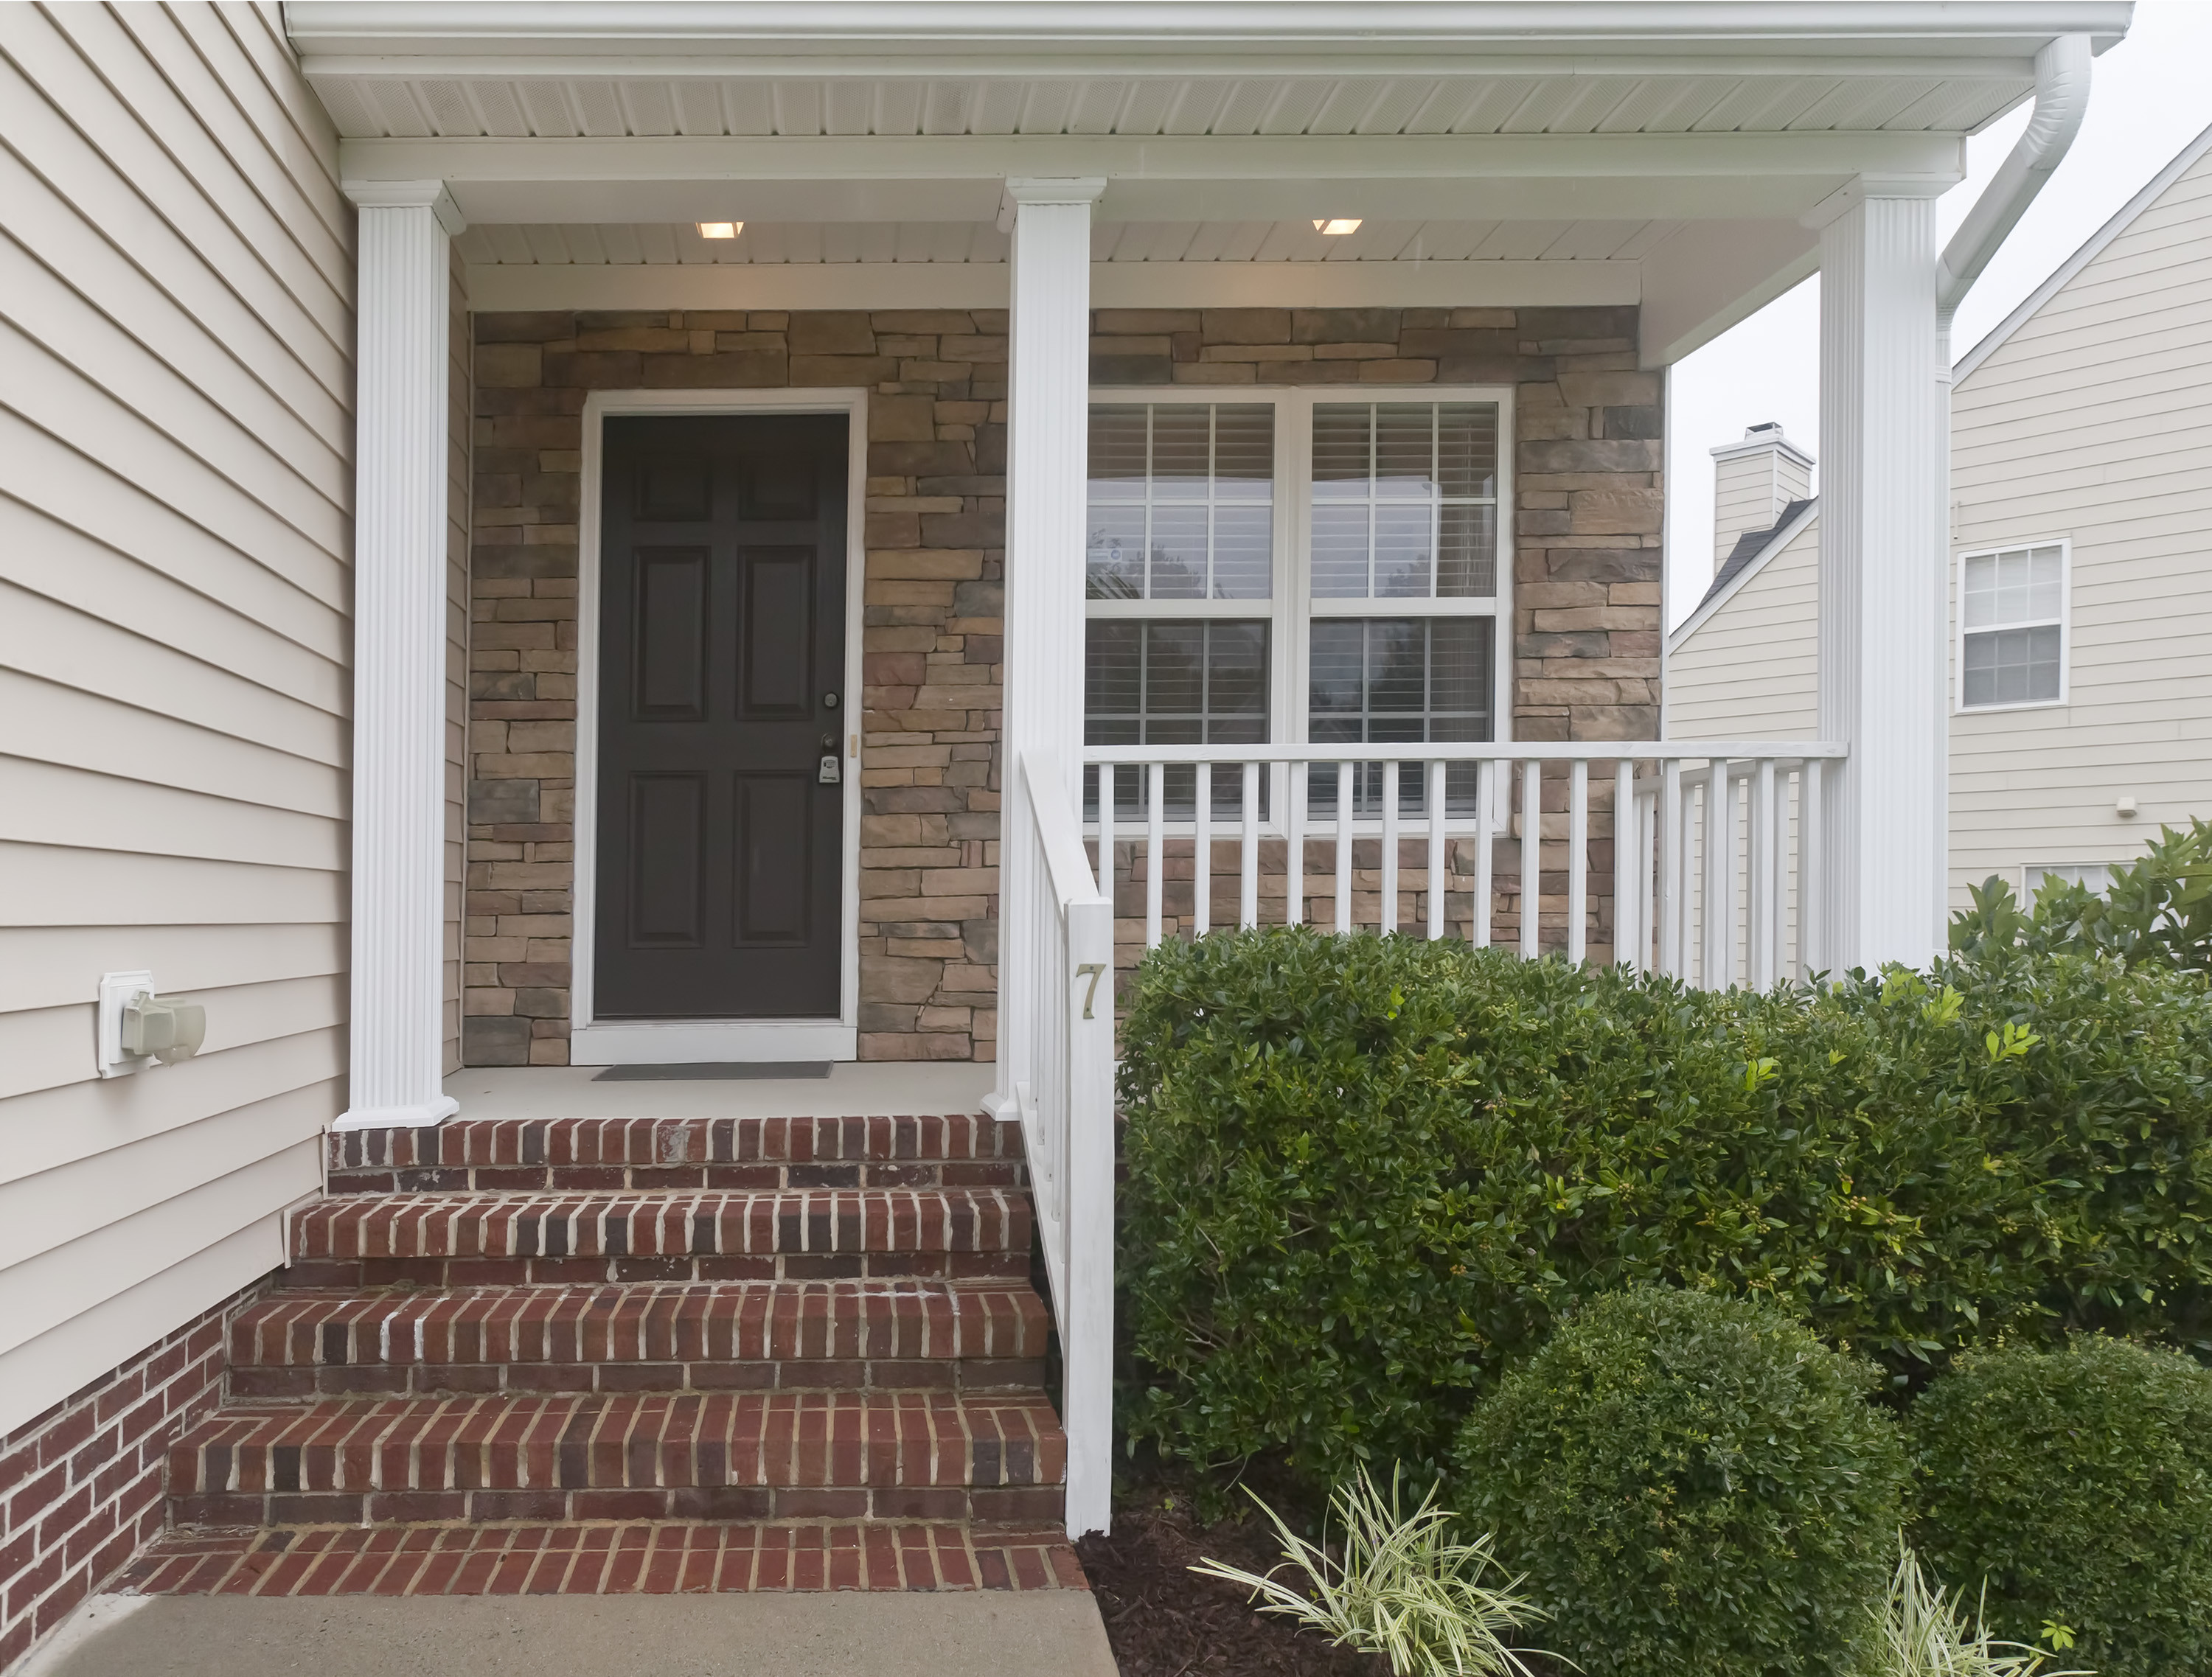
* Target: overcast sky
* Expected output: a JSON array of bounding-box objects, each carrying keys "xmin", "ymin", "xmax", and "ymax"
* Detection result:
[{"xmin": 1663, "ymin": 0, "xmax": 2212, "ymax": 628}]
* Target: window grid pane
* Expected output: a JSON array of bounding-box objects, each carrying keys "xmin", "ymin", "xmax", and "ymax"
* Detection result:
[
  {"xmin": 1310, "ymin": 402, "xmax": 1499, "ymax": 601},
  {"xmin": 1085, "ymin": 620, "xmax": 1269, "ymax": 818},
  {"xmin": 1961, "ymin": 543, "xmax": 2064, "ymax": 707},
  {"xmin": 1307, "ymin": 618, "xmax": 1492, "ymax": 816},
  {"xmin": 1087, "ymin": 404, "xmax": 1275, "ymax": 602}
]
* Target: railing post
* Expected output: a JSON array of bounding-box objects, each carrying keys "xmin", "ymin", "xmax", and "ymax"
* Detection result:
[{"xmin": 1061, "ymin": 890, "xmax": 1116, "ymax": 1539}]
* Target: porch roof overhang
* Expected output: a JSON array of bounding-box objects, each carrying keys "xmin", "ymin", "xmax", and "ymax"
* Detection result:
[{"xmin": 295, "ymin": 0, "xmax": 2132, "ymax": 364}]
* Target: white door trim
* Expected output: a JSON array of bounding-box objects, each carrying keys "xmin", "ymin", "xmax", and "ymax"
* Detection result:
[{"xmin": 571, "ymin": 388, "xmax": 868, "ymax": 1064}]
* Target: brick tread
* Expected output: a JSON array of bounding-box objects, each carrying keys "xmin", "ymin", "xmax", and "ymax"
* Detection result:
[
  {"xmin": 330, "ymin": 1115, "xmax": 1020, "ymax": 1179},
  {"xmin": 119, "ymin": 1521, "xmax": 1085, "ymax": 1594},
  {"xmin": 172, "ymin": 1393, "xmax": 1065, "ymax": 1496},
  {"xmin": 290, "ymin": 1188, "xmax": 1028, "ymax": 1263},
  {"xmin": 230, "ymin": 1280, "xmax": 1049, "ymax": 1371}
]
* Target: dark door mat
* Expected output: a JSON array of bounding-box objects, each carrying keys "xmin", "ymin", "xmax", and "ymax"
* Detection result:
[{"xmin": 591, "ymin": 1062, "xmax": 833, "ymax": 1081}]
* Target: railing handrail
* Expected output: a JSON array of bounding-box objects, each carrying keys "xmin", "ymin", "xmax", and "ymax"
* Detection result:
[
  {"xmin": 1084, "ymin": 740, "xmax": 1846, "ymax": 764},
  {"xmin": 1024, "ymin": 750, "xmax": 1110, "ymax": 909}
]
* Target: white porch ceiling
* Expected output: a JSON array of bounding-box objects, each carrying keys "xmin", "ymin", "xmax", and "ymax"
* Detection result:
[
  {"xmin": 310, "ymin": 70, "xmax": 2034, "ymax": 143},
  {"xmin": 451, "ymin": 217, "xmax": 1675, "ymax": 266}
]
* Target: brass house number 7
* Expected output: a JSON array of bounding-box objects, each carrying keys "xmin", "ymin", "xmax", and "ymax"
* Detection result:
[{"xmin": 1074, "ymin": 963, "xmax": 1106, "ymax": 1020}]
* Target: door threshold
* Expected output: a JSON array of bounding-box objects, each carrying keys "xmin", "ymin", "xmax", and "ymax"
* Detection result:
[{"xmin": 570, "ymin": 1019, "xmax": 857, "ymax": 1065}]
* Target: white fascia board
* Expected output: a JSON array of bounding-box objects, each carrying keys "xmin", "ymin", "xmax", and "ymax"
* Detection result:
[
  {"xmin": 1667, "ymin": 497, "xmax": 1820, "ymax": 653},
  {"xmin": 463, "ymin": 257, "xmax": 1641, "ymax": 315},
  {"xmin": 1955, "ymin": 116, "xmax": 2212, "ymax": 384},
  {"xmin": 286, "ymin": 1, "xmax": 2132, "ymax": 66}
]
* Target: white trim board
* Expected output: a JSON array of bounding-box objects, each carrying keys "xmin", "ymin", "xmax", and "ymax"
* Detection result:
[
  {"xmin": 465, "ymin": 257, "xmax": 1643, "ymax": 315},
  {"xmin": 572, "ymin": 388, "xmax": 869, "ymax": 1064}
]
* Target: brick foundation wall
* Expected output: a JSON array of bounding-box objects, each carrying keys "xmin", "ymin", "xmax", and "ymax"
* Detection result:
[
  {"xmin": 0, "ymin": 1280, "xmax": 267, "ymax": 1670},
  {"xmin": 462, "ymin": 304, "xmax": 1659, "ymax": 1065}
]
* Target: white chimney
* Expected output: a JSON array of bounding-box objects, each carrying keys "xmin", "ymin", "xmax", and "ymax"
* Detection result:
[{"xmin": 1711, "ymin": 422, "xmax": 1814, "ymax": 574}]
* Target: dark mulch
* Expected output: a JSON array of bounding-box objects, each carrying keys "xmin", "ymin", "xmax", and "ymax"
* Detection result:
[{"xmin": 1074, "ymin": 1484, "xmax": 1388, "ymax": 1677}]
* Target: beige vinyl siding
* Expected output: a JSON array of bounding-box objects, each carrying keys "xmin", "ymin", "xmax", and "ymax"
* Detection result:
[
  {"xmin": 1665, "ymin": 519, "xmax": 1821, "ymax": 741},
  {"xmin": 1950, "ymin": 140, "xmax": 2212, "ymax": 902},
  {"xmin": 0, "ymin": 1, "xmax": 351, "ymax": 1434}
]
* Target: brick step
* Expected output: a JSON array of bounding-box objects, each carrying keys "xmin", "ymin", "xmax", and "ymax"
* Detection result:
[
  {"xmin": 228, "ymin": 1280, "xmax": 1051, "ymax": 1399},
  {"xmin": 168, "ymin": 1393, "xmax": 1065, "ymax": 1528},
  {"xmin": 121, "ymin": 1520, "xmax": 1086, "ymax": 1596},
  {"xmin": 286, "ymin": 1188, "xmax": 1031, "ymax": 1289},
  {"xmin": 329, "ymin": 1115, "xmax": 1023, "ymax": 1196}
]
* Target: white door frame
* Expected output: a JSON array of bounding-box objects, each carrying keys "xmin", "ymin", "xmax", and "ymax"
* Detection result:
[{"xmin": 570, "ymin": 388, "xmax": 869, "ymax": 1064}]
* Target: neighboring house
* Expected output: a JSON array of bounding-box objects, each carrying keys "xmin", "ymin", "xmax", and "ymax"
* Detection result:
[
  {"xmin": 1672, "ymin": 117, "xmax": 2212, "ymax": 907},
  {"xmin": 0, "ymin": 4, "xmax": 2131, "ymax": 1666}
]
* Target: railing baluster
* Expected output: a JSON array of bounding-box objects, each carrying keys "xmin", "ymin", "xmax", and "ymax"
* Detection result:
[
  {"xmin": 1659, "ymin": 759, "xmax": 1683, "ymax": 978},
  {"xmin": 1284, "ymin": 761, "xmax": 1304, "ymax": 927},
  {"xmin": 1380, "ymin": 761, "xmax": 1400, "ymax": 935},
  {"xmin": 1568, "ymin": 759, "xmax": 1588, "ymax": 963},
  {"xmin": 1704, "ymin": 761, "xmax": 1736, "ymax": 989},
  {"xmin": 1426, "ymin": 759, "xmax": 1447, "ymax": 941},
  {"xmin": 1801, "ymin": 757, "xmax": 1824, "ymax": 978},
  {"xmin": 1192, "ymin": 761, "xmax": 1211, "ymax": 940},
  {"xmin": 1145, "ymin": 760, "xmax": 1164, "ymax": 951},
  {"xmin": 1750, "ymin": 758, "xmax": 1777, "ymax": 989},
  {"xmin": 1519, "ymin": 759, "xmax": 1541, "ymax": 959},
  {"xmin": 1239, "ymin": 760, "xmax": 1259, "ymax": 930},
  {"xmin": 1095, "ymin": 764, "xmax": 1115, "ymax": 899},
  {"xmin": 1335, "ymin": 761, "xmax": 1354, "ymax": 933},
  {"xmin": 1473, "ymin": 758, "xmax": 1495, "ymax": 947},
  {"xmin": 1637, "ymin": 781, "xmax": 1658, "ymax": 974},
  {"xmin": 1613, "ymin": 760, "xmax": 1636, "ymax": 970}
]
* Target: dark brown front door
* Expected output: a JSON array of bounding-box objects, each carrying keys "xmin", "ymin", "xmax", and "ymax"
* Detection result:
[{"xmin": 594, "ymin": 413, "xmax": 847, "ymax": 1019}]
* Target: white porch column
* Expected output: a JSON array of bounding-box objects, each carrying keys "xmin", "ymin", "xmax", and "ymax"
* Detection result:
[
  {"xmin": 338, "ymin": 181, "xmax": 464, "ymax": 1129},
  {"xmin": 1813, "ymin": 184, "xmax": 1947, "ymax": 972},
  {"xmin": 994, "ymin": 178, "xmax": 1105, "ymax": 1118}
]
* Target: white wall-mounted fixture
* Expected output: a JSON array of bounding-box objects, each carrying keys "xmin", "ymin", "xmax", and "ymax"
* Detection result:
[
  {"xmin": 2116, "ymin": 795, "xmax": 2139, "ymax": 818},
  {"xmin": 698, "ymin": 220, "xmax": 741, "ymax": 239},
  {"xmin": 1311, "ymin": 218, "xmax": 1361, "ymax": 236},
  {"xmin": 97, "ymin": 972, "xmax": 206, "ymax": 1078}
]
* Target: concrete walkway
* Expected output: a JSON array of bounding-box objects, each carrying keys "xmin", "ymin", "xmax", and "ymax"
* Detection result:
[{"xmin": 32, "ymin": 1591, "xmax": 1119, "ymax": 1677}]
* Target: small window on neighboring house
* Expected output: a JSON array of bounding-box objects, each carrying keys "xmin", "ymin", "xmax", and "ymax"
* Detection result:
[
  {"xmin": 2023, "ymin": 862, "xmax": 2110, "ymax": 899},
  {"xmin": 1960, "ymin": 541, "xmax": 2067, "ymax": 708}
]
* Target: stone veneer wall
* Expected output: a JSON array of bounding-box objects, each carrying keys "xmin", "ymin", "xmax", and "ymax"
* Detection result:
[{"xmin": 462, "ymin": 304, "xmax": 1659, "ymax": 1066}]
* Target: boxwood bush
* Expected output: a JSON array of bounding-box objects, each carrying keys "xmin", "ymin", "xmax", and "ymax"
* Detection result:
[
  {"xmin": 1455, "ymin": 1286, "xmax": 1907, "ymax": 1677},
  {"xmin": 1116, "ymin": 927, "xmax": 2212, "ymax": 1484},
  {"xmin": 1910, "ymin": 1335, "xmax": 2212, "ymax": 1677}
]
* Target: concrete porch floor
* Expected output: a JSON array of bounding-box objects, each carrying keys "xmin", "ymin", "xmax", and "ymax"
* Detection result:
[
  {"xmin": 32, "ymin": 1591, "xmax": 1118, "ymax": 1677},
  {"xmin": 440, "ymin": 1063, "xmax": 997, "ymax": 1120}
]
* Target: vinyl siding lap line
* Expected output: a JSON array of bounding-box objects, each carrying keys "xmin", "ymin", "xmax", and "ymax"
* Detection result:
[
  {"xmin": 0, "ymin": 922, "xmax": 345, "ymax": 1016},
  {"xmin": 2, "ymin": 7, "xmax": 352, "ymax": 364},
  {"xmin": 0, "ymin": 433, "xmax": 349, "ymax": 669},
  {"xmin": 0, "ymin": 756, "xmax": 346, "ymax": 871},
  {"xmin": 0, "ymin": 843, "xmax": 344, "ymax": 927},
  {"xmin": 0, "ymin": 320, "xmax": 348, "ymax": 592}
]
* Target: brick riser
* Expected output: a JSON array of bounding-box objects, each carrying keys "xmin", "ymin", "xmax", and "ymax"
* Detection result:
[
  {"xmin": 168, "ymin": 1393, "xmax": 1065, "ymax": 1528},
  {"xmin": 226, "ymin": 1280, "xmax": 1048, "ymax": 1401}
]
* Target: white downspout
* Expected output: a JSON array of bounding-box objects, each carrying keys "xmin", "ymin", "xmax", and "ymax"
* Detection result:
[{"xmin": 1927, "ymin": 32, "xmax": 2093, "ymax": 938}]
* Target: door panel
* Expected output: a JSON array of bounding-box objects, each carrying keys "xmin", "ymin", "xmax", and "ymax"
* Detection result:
[{"xmin": 596, "ymin": 413, "xmax": 847, "ymax": 1019}]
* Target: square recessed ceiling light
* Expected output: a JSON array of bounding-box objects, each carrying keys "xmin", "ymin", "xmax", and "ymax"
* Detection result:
[
  {"xmin": 1311, "ymin": 218, "xmax": 1363, "ymax": 236},
  {"xmin": 698, "ymin": 221, "xmax": 742, "ymax": 239}
]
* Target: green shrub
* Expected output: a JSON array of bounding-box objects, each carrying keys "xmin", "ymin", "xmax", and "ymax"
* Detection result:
[
  {"xmin": 1951, "ymin": 817, "xmax": 2212, "ymax": 972},
  {"xmin": 1117, "ymin": 927, "xmax": 2212, "ymax": 1484},
  {"xmin": 1910, "ymin": 1335, "xmax": 2212, "ymax": 1677},
  {"xmin": 1455, "ymin": 1286, "xmax": 1908, "ymax": 1677}
]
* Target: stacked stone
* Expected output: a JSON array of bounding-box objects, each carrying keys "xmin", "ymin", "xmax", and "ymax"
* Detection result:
[{"xmin": 459, "ymin": 303, "xmax": 1660, "ymax": 1065}]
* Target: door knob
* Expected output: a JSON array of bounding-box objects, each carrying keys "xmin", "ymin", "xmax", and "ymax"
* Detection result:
[{"xmin": 822, "ymin": 692, "xmax": 839, "ymax": 710}]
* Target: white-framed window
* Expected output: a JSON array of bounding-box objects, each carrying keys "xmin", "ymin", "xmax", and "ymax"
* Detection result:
[
  {"xmin": 1958, "ymin": 539, "xmax": 2068, "ymax": 711},
  {"xmin": 2023, "ymin": 862, "xmax": 2111, "ymax": 899},
  {"xmin": 1084, "ymin": 387, "xmax": 1512, "ymax": 815}
]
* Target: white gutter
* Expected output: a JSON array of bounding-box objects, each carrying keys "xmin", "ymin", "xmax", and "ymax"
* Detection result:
[{"xmin": 1935, "ymin": 32, "xmax": 2094, "ymax": 321}]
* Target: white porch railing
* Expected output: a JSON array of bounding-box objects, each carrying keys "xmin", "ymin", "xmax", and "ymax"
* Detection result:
[
  {"xmin": 1080, "ymin": 742, "xmax": 1847, "ymax": 983},
  {"xmin": 1009, "ymin": 751, "xmax": 1116, "ymax": 1538}
]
